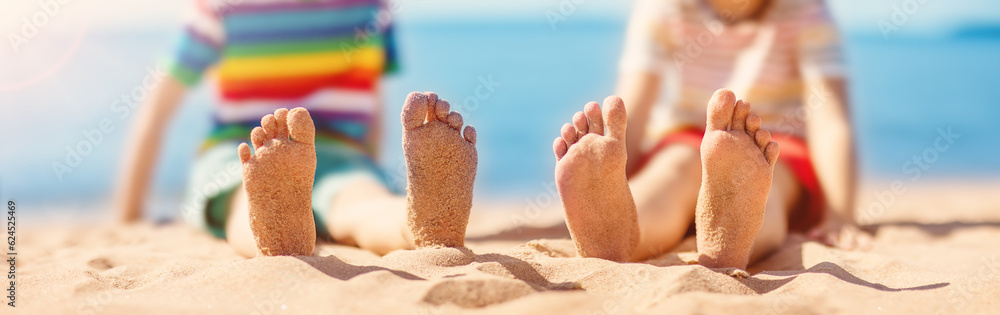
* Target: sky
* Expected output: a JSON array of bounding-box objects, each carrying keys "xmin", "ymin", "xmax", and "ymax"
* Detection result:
[{"xmin": 1, "ymin": 0, "xmax": 999, "ymax": 38}]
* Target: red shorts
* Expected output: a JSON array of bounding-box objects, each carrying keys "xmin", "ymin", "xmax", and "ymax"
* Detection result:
[{"xmin": 631, "ymin": 127, "xmax": 825, "ymax": 232}]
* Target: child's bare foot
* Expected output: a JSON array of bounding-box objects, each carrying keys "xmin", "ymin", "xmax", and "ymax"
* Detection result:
[
  {"xmin": 552, "ymin": 96, "xmax": 639, "ymax": 262},
  {"xmin": 695, "ymin": 89, "xmax": 780, "ymax": 269},
  {"xmin": 402, "ymin": 92, "xmax": 478, "ymax": 248},
  {"xmin": 237, "ymin": 108, "xmax": 317, "ymax": 256}
]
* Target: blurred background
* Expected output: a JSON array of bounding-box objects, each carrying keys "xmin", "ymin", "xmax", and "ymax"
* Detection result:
[{"xmin": 1, "ymin": 0, "xmax": 999, "ymax": 222}]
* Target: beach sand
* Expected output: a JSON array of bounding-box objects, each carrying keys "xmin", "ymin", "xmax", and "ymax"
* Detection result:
[{"xmin": 8, "ymin": 182, "xmax": 1000, "ymax": 314}]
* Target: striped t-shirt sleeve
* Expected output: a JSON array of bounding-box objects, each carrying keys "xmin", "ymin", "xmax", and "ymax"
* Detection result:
[
  {"xmin": 383, "ymin": 22, "xmax": 400, "ymax": 75},
  {"xmin": 381, "ymin": 1, "xmax": 400, "ymax": 75},
  {"xmin": 619, "ymin": 0, "xmax": 679, "ymax": 74},
  {"xmin": 168, "ymin": 0, "xmax": 226, "ymax": 87},
  {"xmin": 796, "ymin": 0, "xmax": 846, "ymax": 80}
]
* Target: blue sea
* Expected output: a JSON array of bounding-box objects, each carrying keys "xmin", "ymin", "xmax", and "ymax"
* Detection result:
[{"xmin": 2, "ymin": 18, "xmax": 999, "ymax": 219}]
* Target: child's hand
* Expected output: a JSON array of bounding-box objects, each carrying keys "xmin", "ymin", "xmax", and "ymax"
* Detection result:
[{"xmin": 807, "ymin": 212, "xmax": 874, "ymax": 251}]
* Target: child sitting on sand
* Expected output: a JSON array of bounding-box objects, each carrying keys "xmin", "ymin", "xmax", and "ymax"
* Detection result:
[
  {"xmin": 115, "ymin": 0, "xmax": 870, "ymax": 269},
  {"xmin": 549, "ymin": 0, "xmax": 872, "ymax": 269},
  {"xmin": 115, "ymin": 0, "xmax": 478, "ymax": 257}
]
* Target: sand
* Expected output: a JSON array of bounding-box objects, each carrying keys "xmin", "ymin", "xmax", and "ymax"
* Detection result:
[{"xmin": 7, "ymin": 182, "xmax": 1000, "ymax": 314}]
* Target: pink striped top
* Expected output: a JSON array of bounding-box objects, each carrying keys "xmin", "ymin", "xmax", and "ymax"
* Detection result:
[{"xmin": 621, "ymin": 0, "xmax": 845, "ymax": 137}]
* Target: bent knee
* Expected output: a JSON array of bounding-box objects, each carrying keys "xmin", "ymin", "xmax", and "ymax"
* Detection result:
[{"xmin": 634, "ymin": 144, "xmax": 701, "ymax": 178}]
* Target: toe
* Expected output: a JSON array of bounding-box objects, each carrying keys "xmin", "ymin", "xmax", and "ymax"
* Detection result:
[
  {"xmin": 251, "ymin": 127, "xmax": 267, "ymax": 150},
  {"xmin": 402, "ymin": 91, "xmax": 430, "ymax": 130},
  {"xmin": 424, "ymin": 91, "xmax": 439, "ymax": 120},
  {"xmin": 447, "ymin": 111, "xmax": 464, "ymax": 130},
  {"xmin": 424, "ymin": 91, "xmax": 439, "ymax": 109},
  {"xmin": 434, "ymin": 99, "xmax": 451, "ymax": 122},
  {"xmin": 764, "ymin": 141, "xmax": 780, "ymax": 166},
  {"xmin": 857, "ymin": 233, "xmax": 875, "ymax": 251},
  {"xmin": 572, "ymin": 111, "xmax": 588, "ymax": 138},
  {"xmin": 287, "ymin": 107, "xmax": 315, "ymax": 144},
  {"xmin": 746, "ymin": 114, "xmax": 762, "ymax": 136},
  {"xmin": 731, "ymin": 100, "xmax": 751, "ymax": 132},
  {"xmin": 553, "ymin": 138, "xmax": 568, "ymax": 160},
  {"xmin": 273, "ymin": 108, "xmax": 290, "ymax": 139},
  {"xmin": 602, "ymin": 96, "xmax": 628, "ymax": 139},
  {"xmin": 706, "ymin": 89, "xmax": 737, "ymax": 131},
  {"xmin": 238, "ymin": 143, "xmax": 252, "ymax": 163},
  {"xmin": 261, "ymin": 114, "xmax": 278, "ymax": 139},
  {"xmin": 754, "ymin": 129, "xmax": 771, "ymax": 151},
  {"xmin": 560, "ymin": 123, "xmax": 579, "ymax": 145},
  {"xmin": 463, "ymin": 125, "xmax": 477, "ymax": 145},
  {"xmin": 584, "ymin": 101, "xmax": 604, "ymax": 135}
]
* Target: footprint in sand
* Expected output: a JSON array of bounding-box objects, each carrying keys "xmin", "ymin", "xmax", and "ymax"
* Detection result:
[
  {"xmin": 695, "ymin": 89, "xmax": 780, "ymax": 270},
  {"xmin": 238, "ymin": 108, "xmax": 318, "ymax": 256},
  {"xmin": 423, "ymin": 277, "xmax": 536, "ymax": 308},
  {"xmin": 401, "ymin": 91, "xmax": 478, "ymax": 248},
  {"xmin": 552, "ymin": 96, "xmax": 640, "ymax": 262}
]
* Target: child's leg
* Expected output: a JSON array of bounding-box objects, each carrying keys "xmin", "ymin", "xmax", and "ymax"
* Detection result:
[
  {"xmin": 694, "ymin": 89, "xmax": 779, "ymax": 270},
  {"xmin": 630, "ymin": 146, "xmax": 801, "ymax": 264},
  {"xmin": 325, "ymin": 91, "xmax": 478, "ymax": 255},
  {"xmin": 225, "ymin": 92, "xmax": 477, "ymax": 257},
  {"xmin": 224, "ymin": 187, "xmax": 257, "ymax": 258},
  {"xmin": 325, "ymin": 179, "xmax": 413, "ymax": 256},
  {"xmin": 236, "ymin": 108, "xmax": 318, "ymax": 257},
  {"xmin": 398, "ymin": 92, "xmax": 478, "ymax": 249},
  {"xmin": 627, "ymin": 145, "xmax": 702, "ymax": 261},
  {"xmin": 554, "ymin": 89, "xmax": 781, "ymax": 269},
  {"xmin": 552, "ymin": 96, "xmax": 640, "ymax": 262},
  {"xmin": 748, "ymin": 162, "xmax": 799, "ymax": 263},
  {"xmin": 223, "ymin": 175, "xmax": 412, "ymax": 257}
]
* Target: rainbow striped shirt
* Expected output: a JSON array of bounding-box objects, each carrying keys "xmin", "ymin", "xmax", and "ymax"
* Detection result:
[{"xmin": 168, "ymin": 0, "xmax": 397, "ymax": 154}]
